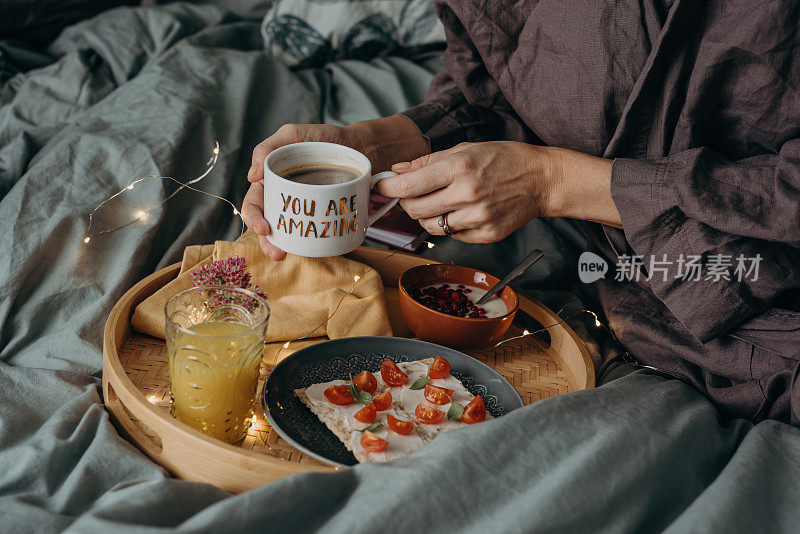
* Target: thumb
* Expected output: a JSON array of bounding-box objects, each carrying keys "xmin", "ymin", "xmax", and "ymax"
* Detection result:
[{"xmin": 391, "ymin": 142, "xmax": 473, "ymax": 173}]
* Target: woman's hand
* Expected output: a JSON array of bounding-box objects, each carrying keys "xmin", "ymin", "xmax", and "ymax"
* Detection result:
[
  {"xmin": 241, "ymin": 123, "xmax": 357, "ymax": 261},
  {"xmin": 376, "ymin": 141, "xmax": 619, "ymax": 243},
  {"xmin": 240, "ymin": 115, "xmax": 428, "ymax": 260}
]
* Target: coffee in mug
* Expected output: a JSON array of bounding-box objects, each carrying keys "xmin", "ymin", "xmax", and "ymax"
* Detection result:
[
  {"xmin": 263, "ymin": 142, "xmax": 399, "ymax": 257},
  {"xmin": 277, "ymin": 163, "xmax": 361, "ymax": 185}
]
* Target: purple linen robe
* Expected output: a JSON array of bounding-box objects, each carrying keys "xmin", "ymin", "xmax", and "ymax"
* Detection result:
[{"xmin": 402, "ymin": 0, "xmax": 800, "ymax": 424}]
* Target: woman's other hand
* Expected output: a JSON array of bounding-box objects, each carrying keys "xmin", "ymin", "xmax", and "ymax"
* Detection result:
[
  {"xmin": 376, "ymin": 141, "xmax": 620, "ymax": 243},
  {"xmin": 241, "ymin": 115, "xmax": 428, "ymax": 260}
]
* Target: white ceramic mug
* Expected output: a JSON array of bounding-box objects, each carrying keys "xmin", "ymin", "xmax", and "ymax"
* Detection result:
[{"xmin": 263, "ymin": 142, "xmax": 398, "ymax": 257}]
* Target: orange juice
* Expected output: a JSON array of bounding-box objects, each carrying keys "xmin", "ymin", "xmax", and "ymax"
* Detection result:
[{"xmin": 167, "ymin": 321, "xmax": 264, "ymax": 443}]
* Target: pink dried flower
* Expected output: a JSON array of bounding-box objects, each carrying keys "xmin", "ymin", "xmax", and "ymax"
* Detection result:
[{"xmin": 191, "ymin": 256, "xmax": 267, "ymax": 311}]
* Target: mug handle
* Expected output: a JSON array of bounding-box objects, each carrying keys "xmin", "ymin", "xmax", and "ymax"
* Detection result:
[{"xmin": 367, "ymin": 171, "xmax": 400, "ymax": 227}]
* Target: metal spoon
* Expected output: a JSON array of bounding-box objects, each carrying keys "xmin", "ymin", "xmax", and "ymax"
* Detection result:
[{"xmin": 476, "ymin": 249, "xmax": 544, "ymax": 305}]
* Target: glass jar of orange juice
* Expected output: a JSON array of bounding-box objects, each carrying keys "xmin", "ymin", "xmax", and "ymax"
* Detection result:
[{"xmin": 165, "ymin": 286, "xmax": 269, "ymax": 443}]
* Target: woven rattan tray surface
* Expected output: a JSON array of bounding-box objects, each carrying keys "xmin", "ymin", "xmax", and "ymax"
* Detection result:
[{"xmin": 102, "ymin": 247, "xmax": 594, "ymax": 493}]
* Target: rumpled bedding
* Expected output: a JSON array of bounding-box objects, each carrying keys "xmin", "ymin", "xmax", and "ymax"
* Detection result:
[{"xmin": 1, "ymin": 2, "xmax": 799, "ymax": 532}]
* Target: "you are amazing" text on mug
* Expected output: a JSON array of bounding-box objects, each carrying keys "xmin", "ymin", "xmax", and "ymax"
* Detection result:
[{"xmin": 263, "ymin": 142, "xmax": 398, "ymax": 257}]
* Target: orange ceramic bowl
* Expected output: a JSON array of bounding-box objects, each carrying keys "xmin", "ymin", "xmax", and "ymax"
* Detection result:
[{"xmin": 398, "ymin": 264, "xmax": 519, "ymax": 349}]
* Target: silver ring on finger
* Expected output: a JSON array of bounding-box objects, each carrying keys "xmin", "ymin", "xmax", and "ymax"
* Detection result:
[{"xmin": 438, "ymin": 212, "xmax": 455, "ymax": 236}]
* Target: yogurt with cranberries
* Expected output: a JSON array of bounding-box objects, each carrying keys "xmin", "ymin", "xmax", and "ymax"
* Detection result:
[{"xmin": 412, "ymin": 283, "xmax": 508, "ymax": 318}]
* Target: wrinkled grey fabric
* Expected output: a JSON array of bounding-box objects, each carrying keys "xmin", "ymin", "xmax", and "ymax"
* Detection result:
[{"xmin": 1, "ymin": 2, "xmax": 799, "ymax": 532}]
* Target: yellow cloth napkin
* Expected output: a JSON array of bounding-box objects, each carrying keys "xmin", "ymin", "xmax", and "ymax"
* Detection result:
[{"xmin": 131, "ymin": 232, "xmax": 393, "ymax": 341}]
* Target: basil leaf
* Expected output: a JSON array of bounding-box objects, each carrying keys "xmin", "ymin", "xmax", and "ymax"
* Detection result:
[
  {"xmin": 360, "ymin": 422, "xmax": 382, "ymax": 433},
  {"xmin": 349, "ymin": 382, "xmax": 373, "ymax": 405},
  {"xmin": 447, "ymin": 402, "xmax": 465, "ymax": 421},
  {"xmin": 409, "ymin": 376, "xmax": 431, "ymax": 390},
  {"xmin": 355, "ymin": 390, "xmax": 373, "ymax": 404}
]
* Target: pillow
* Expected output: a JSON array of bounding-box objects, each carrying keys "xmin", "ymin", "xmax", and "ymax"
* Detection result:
[{"xmin": 261, "ymin": 0, "xmax": 445, "ymax": 67}]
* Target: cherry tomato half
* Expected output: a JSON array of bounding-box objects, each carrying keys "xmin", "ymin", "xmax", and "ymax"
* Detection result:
[
  {"xmin": 387, "ymin": 414, "xmax": 415, "ymax": 435},
  {"xmin": 353, "ymin": 370, "xmax": 377, "ymax": 395},
  {"xmin": 424, "ymin": 384, "xmax": 455, "ymax": 405},
  {"xmin": 324, "ymin": 384, "xmax": 354, "ymax": 405},
  {"xmin": 427, "ymin": 356, "xmax": 451, "ymax": 379},
  {"xmin": 361, "ymin": 430, "xmax": 389, "ymax": 452},
  {"xmin": 380, "ymin": 359, "xmax": 408, "ymax": 386},
  {"xmin": 415, "ymin": 403, "xmax": 445, "ymax": 424},
  {"xmin": 354, "ymin": 403, "xmax": 377, "ymax": 424},
  {"xmin": 372, "ymin": 391, "xmax": 392, "ymax": 411},
  {"xmin": 460, "ymin": 395, "xmax": 487, "ymax": 424}
]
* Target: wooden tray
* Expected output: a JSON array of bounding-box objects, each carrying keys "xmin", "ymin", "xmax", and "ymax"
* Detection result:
[{"xmin": 103, "ymin": 247, "xmax": 594, "ymax": 493}]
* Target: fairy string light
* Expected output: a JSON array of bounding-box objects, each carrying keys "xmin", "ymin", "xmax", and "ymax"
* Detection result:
[
  {"xmin": 493, "ymin": 309, "xmax": 605, "ymax": 348},
  {"xmin": 83, "ymin": 141, "xmax": 228, "ymax": 243},
  {"xmin": 274, "ymin": 248, "xmax": 609, "ymax": 355},
  {"xmin": 79, "ymin": 139, "xmax": 459, "ymax": 354},
  {"xmin": 419, "ymin": 240, "xmax": 454, "ymax": 264},
  {"xmin": 81, "ymin": 139, "xmax": 610, "ymax": 355}
]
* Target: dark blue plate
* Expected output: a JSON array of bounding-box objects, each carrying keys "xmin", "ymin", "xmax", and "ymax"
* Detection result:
[{"xmin": 262, "ymin": 336, "xmax": 524, "ymax": 467}]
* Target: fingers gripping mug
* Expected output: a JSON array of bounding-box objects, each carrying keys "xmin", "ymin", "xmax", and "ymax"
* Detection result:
[{"xmin": 263, "ymin": 142, "xmax": 399, "ymax": 257}]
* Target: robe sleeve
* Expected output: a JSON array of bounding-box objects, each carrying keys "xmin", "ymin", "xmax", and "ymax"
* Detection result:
[
  {"xmin": 401, "ymin": 3, "xmax": 536, "ymax": 151},
  {"xmin": 611, "ymin": 141, "xmax": 800, "ymax": 343}
]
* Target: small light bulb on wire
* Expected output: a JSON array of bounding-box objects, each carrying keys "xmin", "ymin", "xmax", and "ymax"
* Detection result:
[
  {"xmin": 283, "ymin": 341, "xmax": 290, "ymax": 349},
  {"xmin": 353, "ymin": 275, "xmax": 360, "ymax": 283},
  {"xmin": 83, "ymin": 237, "xmax": 90, "ymax": 244},
  {"xmin": 147, "ymin": 395, "xmax": 157, "ymax": 403},
  {"xmin": 419, "ymin": 240, "xmax": 453, "ymax": 264}
]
